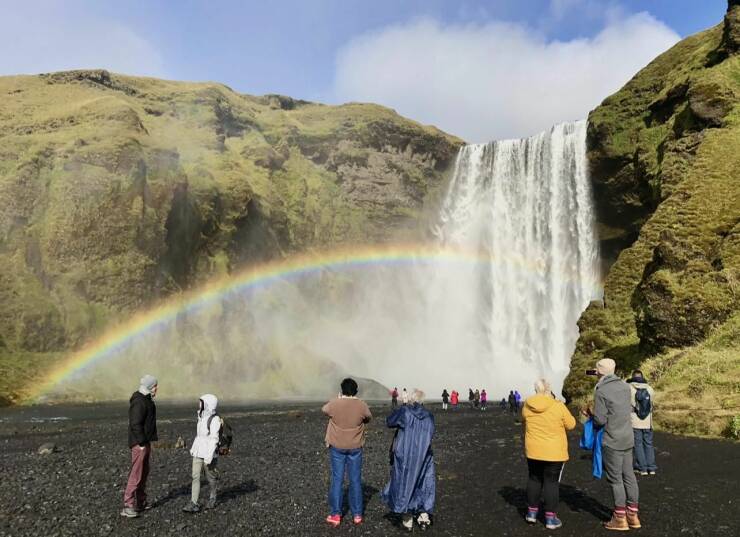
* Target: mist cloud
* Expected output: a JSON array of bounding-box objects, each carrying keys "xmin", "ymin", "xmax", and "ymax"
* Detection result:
[
  {"xmin": 333, "ymin": 12, "xmax": 680, "ymax": 142},
  {"xmin": 0, "ymin": 3, "xmax": 165, "ymax": 77}
]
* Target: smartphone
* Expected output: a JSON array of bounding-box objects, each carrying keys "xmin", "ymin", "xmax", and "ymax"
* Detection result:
[{"xmin": 585, "ymin": 369, "xmax": 599, "ymax": 376}]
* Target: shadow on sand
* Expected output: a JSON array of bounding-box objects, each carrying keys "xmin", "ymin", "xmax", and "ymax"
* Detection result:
[
  {"xmin": 498, "ymin": 485, "xmax": 610, "ymax": 521},
  {"xmin": 154, "ymin": 479, "xmax": 259, "ymax": 508},
  {"xmin": 340, "ymin": 484, "xmax": 379, "ymax": 516}
]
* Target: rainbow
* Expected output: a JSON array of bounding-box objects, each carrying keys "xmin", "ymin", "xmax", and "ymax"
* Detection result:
[{"xmin": 26, "ymin": 243, "xmax": 594, "ymax": 403}]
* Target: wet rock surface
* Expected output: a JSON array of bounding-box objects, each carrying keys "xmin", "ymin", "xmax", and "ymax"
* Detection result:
[{"xmin": 0, "ymin": 402, "xmax": 738, "ymax": 536}]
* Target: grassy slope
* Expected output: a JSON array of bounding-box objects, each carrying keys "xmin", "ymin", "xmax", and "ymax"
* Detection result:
[
  {"xmin": 0, "ymin": 71, "xmax": 462, "ymax": 403},
  {"xmin": 566, "ymin": 24, "xmax": 740, "ymax": 437}
]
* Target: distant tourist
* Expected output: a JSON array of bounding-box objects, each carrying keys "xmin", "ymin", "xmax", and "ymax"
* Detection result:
[
  {"xmin": 474, "ymin": 389, "xmax": 480, "ymax": 408},
  {"xmin": 500, "ymin": 397, "xmax": 507, "ymax": 411},
  {"xmin": 441, "ymin": 389, "xmax": 449, "ymax": 410},
  {"xmin": 508, "ymin": 391, "xmax": 517, "ymax": 414},
  {"xmin": 585, "ymin": 359, "xmax": 641, "ymax": 531},
  {"xmin": 121, "ymin": 375, "xmax": 158, "ymax": 518},
  {"xmin": 627, "ymin": 370, "xmax": 656, "ymax": 476},
  {"xmin": 183, "ymin": 394, "xmax": 221, "ymax": 513},
  {"xmin": 381, "ymin": 389, "xmax": 436, "ymax": 532},
  {"xmin": 322, "ymin": 378, "xmax": 373, "ymax": 527},
  {"xmin": 480, "ymin": 389, "xmax": 488, "ymax": 410},
  {"xmin": 450, "ymin": 390, "xmax": 459, "ymax": 410},
  {"xmin": 521, "ymin": 379, "xmax": 576, "ymax": 530},
  {"xmin": 468, "ymin": 388, "xmax": 475, "ymax": 409},
  {"xmin": 402, "ymin": 388, "xmax": 409, "ymax": 406},
  {"xmin": 514, "ymin": 390, "xmax": 522, "ymax": 408},
  {"xmin": 391, "ymin": 387, "xmax": 399, "ymax": 409}
]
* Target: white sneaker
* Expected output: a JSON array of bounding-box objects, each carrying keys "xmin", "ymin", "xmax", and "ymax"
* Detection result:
[
  {"xmin": 417, "ymin": 512, "xmax": 431, "ymax": 530},
  {"xmin": 402, "ymin": 513, "xmax": 414, "ymax": 532}
]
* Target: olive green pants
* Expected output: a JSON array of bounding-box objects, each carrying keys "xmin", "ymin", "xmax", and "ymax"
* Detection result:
[{"xmin": 191, "ymin": 457, "xmax": 218, "ymax": 504}]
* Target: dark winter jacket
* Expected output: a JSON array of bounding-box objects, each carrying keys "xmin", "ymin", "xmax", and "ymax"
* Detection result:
[
  {"xmin": 381, "ymin": 404, "xmax": 436, "ymax": 514},
  {"xmin": 128, "ymin": 391, "xmax": 158, "ymax": 448},
  {"xmin": 441, "ymin": 391, "xmax": 449, "ymax": 403},
  {"xmin": 593, "ymin": 374, "xmax": 633, "ymax": 450}
]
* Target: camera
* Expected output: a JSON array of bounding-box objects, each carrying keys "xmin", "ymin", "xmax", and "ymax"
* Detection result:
[{"xmin": 585, "ymin": 369, "xmax": 599, "ymax": 376}]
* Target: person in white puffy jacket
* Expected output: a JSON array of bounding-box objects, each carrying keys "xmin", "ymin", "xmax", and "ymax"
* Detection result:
[{"xmin": 183, "ymin": 394, "xmax": 221, "ymax": 513}]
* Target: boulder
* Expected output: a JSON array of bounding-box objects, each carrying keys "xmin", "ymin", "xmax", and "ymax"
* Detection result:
[
  {"xmin": 632, "ymin": 231, "xmax": 735, "ymax": 353},
  {"xmin": 37, "ymin": 443, "xmax": 57, "ymax": 455}
]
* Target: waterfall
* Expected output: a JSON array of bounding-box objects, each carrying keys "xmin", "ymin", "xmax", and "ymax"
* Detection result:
[
  {"xmin": 429, "ymin": 120, "xmax": 600, "ymax": 395},
  {"xmin": 48, "ymin": 121, "xmax": 600, "ymax": 402}
]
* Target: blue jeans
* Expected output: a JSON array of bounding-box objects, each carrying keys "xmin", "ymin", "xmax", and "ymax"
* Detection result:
[
  {"xmin": 328, "ymin": 447, "xmax": 363, "ymax": 516},
  {"xmin": 633, "ymin": 428, "xmax": 657, "ymax": 472}
]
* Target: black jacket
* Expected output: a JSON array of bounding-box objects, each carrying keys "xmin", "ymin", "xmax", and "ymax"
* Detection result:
[{"xmin": 128, "ymin": 391, "xmax": 158, "ymax": 448}]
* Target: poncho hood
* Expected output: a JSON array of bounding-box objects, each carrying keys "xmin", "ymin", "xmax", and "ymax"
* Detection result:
[{"xmin": 408, "ymin": 403, "xmax": 430, "ymax": 419}]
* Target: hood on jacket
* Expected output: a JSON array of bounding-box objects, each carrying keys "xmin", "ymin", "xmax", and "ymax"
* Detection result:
[
  {"xmin": 629, "ymin": 381, "xmax": 650, "ymax": 389},
  {"xmin": 524, "ymin": 394, "xmax": 557, "ymax": 413},
  {"xmin": 407, "ymin": 403, "xmax": 430, "ymax": 419},
  {"xmin": 199, "ymin": 394, "xmax": 218, "ymax": 417},
  {"xmin": 596, "ymin": 374, "xmax": 622, "ymax": 389}
]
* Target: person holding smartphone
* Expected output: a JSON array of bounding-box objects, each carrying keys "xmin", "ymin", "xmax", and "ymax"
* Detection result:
[{"xmin": 586, "ymin": 359, "xmax": 641, "ymax": 531}]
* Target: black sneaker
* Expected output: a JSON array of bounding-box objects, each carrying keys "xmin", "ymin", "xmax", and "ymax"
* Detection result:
[
  {"xmin": 135, "ymin": 502, "xmax": 153, "ymax": 512},
  {"xmin": 182, "ymin": 502, "xmax": 201, "ymax": 513}
]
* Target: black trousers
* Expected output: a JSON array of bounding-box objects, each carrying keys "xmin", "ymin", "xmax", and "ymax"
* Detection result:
[{"xmin": 526, "ymin": 459, "xmax": 564, "ymax": 513}]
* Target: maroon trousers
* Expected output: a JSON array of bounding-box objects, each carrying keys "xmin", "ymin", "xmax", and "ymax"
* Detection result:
[{"xmin": 123, "ymin": 445, "xmax": 151, "ymax": 508}]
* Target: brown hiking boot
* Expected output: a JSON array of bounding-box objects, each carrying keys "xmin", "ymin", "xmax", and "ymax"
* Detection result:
[
  {"xmin": 626, "ymin": 511, "xmax": 641, "ymax": 529},
  {"xmin": 604, "ymin": 513, "xmax": 630, "ymax": 531}
]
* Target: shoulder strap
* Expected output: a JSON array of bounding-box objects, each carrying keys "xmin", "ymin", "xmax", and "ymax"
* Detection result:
[{"xmin": 207, "ymin": 414, "xmax": 220, "ymax": 432}]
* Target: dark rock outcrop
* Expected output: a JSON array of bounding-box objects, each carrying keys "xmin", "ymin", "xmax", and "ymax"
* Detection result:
[{"xmin": 566, "ymin": 2, "xmax": 740, "ymax": 438}]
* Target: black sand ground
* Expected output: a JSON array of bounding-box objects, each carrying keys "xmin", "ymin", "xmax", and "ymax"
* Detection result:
[{"xmin": 0, "ymin": 402, "xmax": 737, "ymax": 537}]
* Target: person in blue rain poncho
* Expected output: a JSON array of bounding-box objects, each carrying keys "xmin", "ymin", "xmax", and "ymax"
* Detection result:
[{"xmin": 381, "ymin": 389, "xmax": 436, "ymax": 532}]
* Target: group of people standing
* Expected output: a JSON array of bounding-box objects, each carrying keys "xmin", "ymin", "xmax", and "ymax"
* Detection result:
[
  {"xmin": 325, "ymin": 379, "xmax": 435, "ymax": 532},
  {"xmin": 521, "ymin": 358, "xmax": 657, "ymax": 531},
  {"xmin": 120, "ymin": 358, "xmax": 658, "ymax": 533},
  {"xmin": 121, "ymin": 375, "xmax": 229, "ymax": 518},
  {"xmin": 507, "ymin": 389, "xmax": 523, "ymax": 413}
]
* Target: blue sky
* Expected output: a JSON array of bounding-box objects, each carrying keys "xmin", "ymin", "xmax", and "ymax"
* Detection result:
[{"xmin": 1, "ymin": 1, "xmax": 728, "ymax": 140}]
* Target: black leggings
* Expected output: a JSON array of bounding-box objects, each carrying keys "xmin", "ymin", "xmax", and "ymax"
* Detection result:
[{"xmin": 526, "ymin": 459, "xmax": 564, "ymax": 513}]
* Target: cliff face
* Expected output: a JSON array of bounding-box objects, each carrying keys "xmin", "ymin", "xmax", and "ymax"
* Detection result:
[
  {"xmin": 566, "ymin": 2, "xmax": 740, "ymax": 437},
  {"xmin": 0, "ymin": 71, "xmax": 462, "ymax": 401}
]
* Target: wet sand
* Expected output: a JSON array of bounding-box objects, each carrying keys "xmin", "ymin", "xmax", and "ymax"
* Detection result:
[{"xmin": 0, "ymin": 402, "xmax": 738, "ymax": 536}]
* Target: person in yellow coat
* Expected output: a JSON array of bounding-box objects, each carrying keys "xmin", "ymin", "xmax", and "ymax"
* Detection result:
[{"xmin": 521, "ymin": 379, "xmax": 576, "ymax": 530}]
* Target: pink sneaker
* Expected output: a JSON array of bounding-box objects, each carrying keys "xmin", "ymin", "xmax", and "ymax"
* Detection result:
[
  {"xmin": 325, "ymin": 514, "xmax": 341, "ymax": 527},
  {"xmin": 353, "ymin": 515, "xmax": 363, "ymax": 525}
]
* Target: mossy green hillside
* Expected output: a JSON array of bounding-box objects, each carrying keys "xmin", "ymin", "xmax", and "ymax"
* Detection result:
[
  {"xmin": 0, "ymin": 70, "xmax": 462, "ymax": 402},
  {"xmin": 566, "ymin": 6, "xmax": 740, "ymax": 438}
]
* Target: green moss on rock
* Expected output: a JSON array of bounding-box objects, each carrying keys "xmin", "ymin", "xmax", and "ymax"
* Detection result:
[
  {"xmin": 566, "ymin": 4, "xmax": 740, "ymax": 437},
  {"xmin": 0, "ymin": 69, "xmax": 463, "ymax": 399}
]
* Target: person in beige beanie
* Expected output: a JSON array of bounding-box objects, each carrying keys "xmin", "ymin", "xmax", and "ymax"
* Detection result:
[{"xmin": 588, "ymin": 359, "xmax": 641, "ymax": 531}]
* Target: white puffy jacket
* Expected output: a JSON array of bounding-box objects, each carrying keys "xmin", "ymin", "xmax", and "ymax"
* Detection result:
[{"xmin": 190, "ymin": 394, "xmax": 220, "ymax": 464}]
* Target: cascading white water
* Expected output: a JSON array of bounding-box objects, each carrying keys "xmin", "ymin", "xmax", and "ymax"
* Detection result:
[
  {"xmin": 428, "ymin": 120, "xmax": 600, "ymax": 395},
  {"xmin": 50, "ymin": 121, "xmax": 600, "ymax": 402}
]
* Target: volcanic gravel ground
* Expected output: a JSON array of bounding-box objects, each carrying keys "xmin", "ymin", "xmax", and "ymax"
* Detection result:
[{"xmin": 0, "ymin": 402, "xmax": 738, "ymax": 537}]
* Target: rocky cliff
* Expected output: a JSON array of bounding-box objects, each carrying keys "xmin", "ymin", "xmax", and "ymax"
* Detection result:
[
  {"xmin": 565, "ymin": 1, "xmax": 740, "ymax": 437},
  {"xmin": 0, "ymin": 71, "xmax": 462, "ymax": 402}
]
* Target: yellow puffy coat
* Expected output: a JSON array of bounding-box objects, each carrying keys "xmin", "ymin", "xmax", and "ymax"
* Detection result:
[{"xmin": 522, "ymin": 394, "xmax": 576, "ymax": 462}]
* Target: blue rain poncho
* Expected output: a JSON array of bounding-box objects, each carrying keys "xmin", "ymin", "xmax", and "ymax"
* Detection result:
[
  {"xmin": 579, "ymin": 417, "xmax": 605, "ymax": 479},
  {"xmin": 381, "ymin": 403, "xmax": 436, "ymax": 514}
]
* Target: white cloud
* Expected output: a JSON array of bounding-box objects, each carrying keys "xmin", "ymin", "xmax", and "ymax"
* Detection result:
[
  {"xmin": 333, "ymin": 13, "xmax": 680, "ymax": 142},
  {"xmin": 0, "ymin": 3, "xmax": 165, "ymax": 77}
]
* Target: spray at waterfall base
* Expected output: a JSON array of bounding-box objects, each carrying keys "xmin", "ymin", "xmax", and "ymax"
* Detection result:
[{"xmin": 40, "ymin": 122, "xmax": 600, "ymax": 403}]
